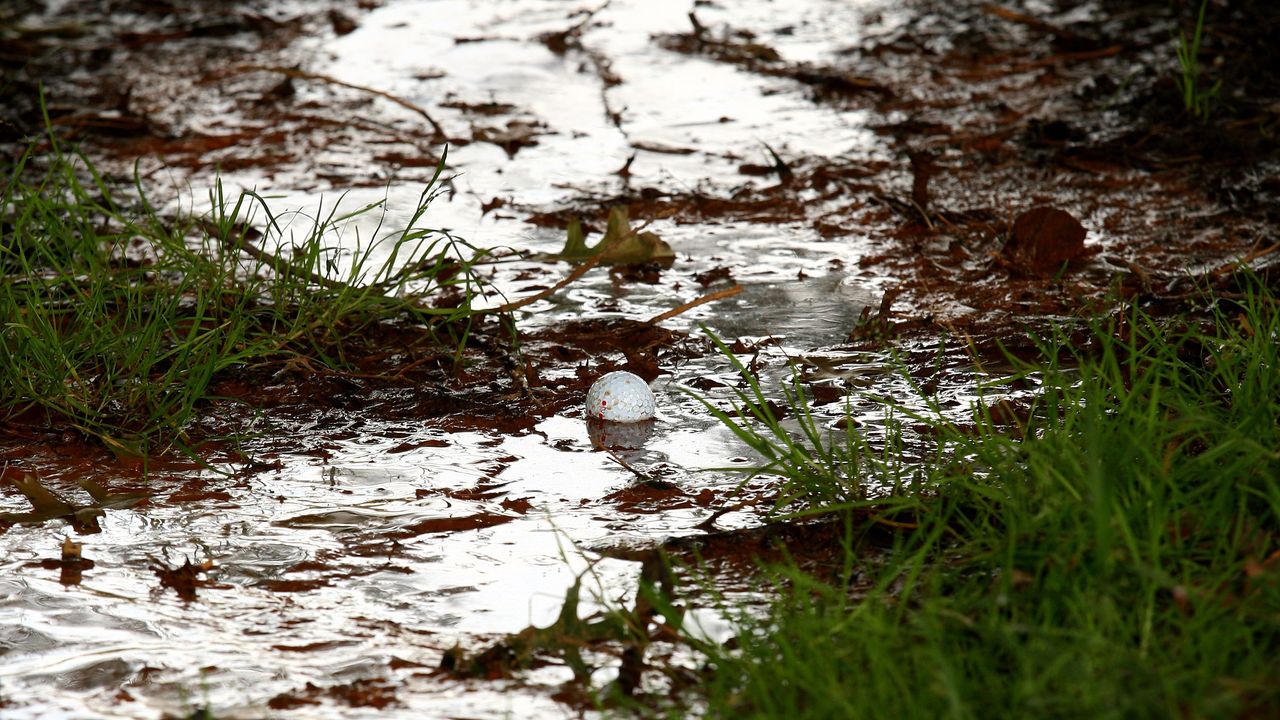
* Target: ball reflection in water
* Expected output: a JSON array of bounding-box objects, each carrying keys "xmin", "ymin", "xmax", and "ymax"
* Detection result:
[{"xmin": 587, "ymin": 418, "xmax": 656, "ymax": 449}]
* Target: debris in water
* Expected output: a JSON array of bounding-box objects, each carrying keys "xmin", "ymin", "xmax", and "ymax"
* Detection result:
[
  {"xmin": 152, "ymin": 557, "xmax": 213, "ymax": 601},
  {"xmin": 0, "ymin": 470, "xmax": 104, "ymax": 533},
  {"xmin": 551, "ymin": 207, "xmax": 675, "ymax": 267},
  {"xmin": 28, "ymin": 536, "xmax": 96, "ymax": 586}
]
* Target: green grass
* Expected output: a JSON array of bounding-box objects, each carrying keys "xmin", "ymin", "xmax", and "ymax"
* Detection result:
[
  {"xmin": 1175, "ymin": 0, "xmax": 1222, "ymax": 122},
  {"xmin": 673, "ymin": 286, "xmax": 1280, "ymax": 718},
  {"xmin": 1, "ymin": 132, "xmax": 487, "ymax": 456}
]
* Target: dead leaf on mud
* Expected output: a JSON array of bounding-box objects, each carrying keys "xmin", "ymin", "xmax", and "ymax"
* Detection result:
[
  {"xmin": 328, "ymin": 9, "xmax": 357, "ymax": 36},
  {"xmin": 166, "ymin": 478, "xmax": 234, "ymax": 504},
  {"xmin": 808, "ymin": 383, "xmax": 847, "ymax": 406},
  {"xmin": 604, "ymin": 478, "xmax": 700, "ymax": 514},
  {"xmin": 8, "ymin": 472, "xmax": 77, "ymax": 515},
  {"xmin": 1003, "ymin": 206, "xmax": 1091, "ymax": 275},
  {"xmin": 387, "ymin": 438, "xmax": 450, "ymax": 454},
  {"xmin": 727, "ymin": 399, "xmax": 790, "ymax": 422},
  {"xmin": 694, "ymin": 266, "xmax": 734, "ymax": 287},
  {"xmin": 501, "ymin": 497, "xmax": 534, "ymax": 514}
]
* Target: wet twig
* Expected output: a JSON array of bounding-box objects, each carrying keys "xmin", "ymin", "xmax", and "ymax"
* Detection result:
[
  {"xmin": 646, "ymin": 284, "xmax": 743, "ymax": 324},
  {"xmin": 1210, "ymin": 241, "xmax": 1280, "ymax": 279},
  {"xmin": 233, "ymin": 65, "xmax": 449, "ymax": 141},
  {"xmin": 481, "ymin": 252, "xmax": 607, "ymax": 314},
  {"xmin": 981, "ymin": 3, "xmax": 1094, "ymax": 46},
  {"xmin": 600, "ymin": 447, "xmax": 659, "ymax": 482},
  {"xmin": 541, "ymin": 3, "xmax": 626, "ymax": 132},
  {"xmin": 693, "ymin": 494, "xmax": 761, "ymax": 531},
  {"xmin": 202, "ymin": 219, "xmax": 348, "ymax": 290}
]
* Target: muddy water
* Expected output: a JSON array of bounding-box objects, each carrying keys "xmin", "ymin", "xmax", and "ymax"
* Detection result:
[{"xmin": 0, "ymin": 1, "xmax": 1020, "ymax": 717}]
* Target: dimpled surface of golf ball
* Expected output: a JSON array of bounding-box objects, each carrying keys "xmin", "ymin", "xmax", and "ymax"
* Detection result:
[{"xmin": 586, "ymin": 371, "xmax": 656, "ymax": 423}]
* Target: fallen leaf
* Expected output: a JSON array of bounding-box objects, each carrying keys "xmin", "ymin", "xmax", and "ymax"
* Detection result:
[
  {"xmin": 1, "ymin": 472, "xmax": 104, "ymax": 533},
  {"xmin": 1003, "ymin": 206, "xmax": 1089, "ymax": 275},
  {"xmin": 551, "ymin": 207, "xmax": 675, "ymax": 266}
]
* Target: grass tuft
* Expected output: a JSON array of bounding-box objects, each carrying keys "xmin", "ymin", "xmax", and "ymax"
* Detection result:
[
  {"xmin": 685, "ymin": 329, "xmax": 922, "ymax": 514},
  {"xmin": 2, "ymin": 134, "xmax": 488, "ymax": 455},
  {"xmin": 1174, "ymin": 0, "xmax": 1222, "ymax": 122},
  {"xmin": 678, "ymin": 284, "xmax": 1280, "ymax": 718}
]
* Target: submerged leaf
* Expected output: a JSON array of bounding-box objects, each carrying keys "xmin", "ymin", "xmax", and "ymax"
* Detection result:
[
  {"xmin": 1, "ymin": 472, "xmax": 104, "ymax": 532},
  {"xmin": 11, "ymin": 472, "xmax": 79, "ymax": 516},
  {"xmin": 79, "ymin": 477, "xmax": 153, "ymax": 509}
]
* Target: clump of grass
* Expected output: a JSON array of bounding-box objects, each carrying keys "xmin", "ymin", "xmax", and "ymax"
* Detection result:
[
  {"xmin": 688, "ymin": 329, "xmax": 920, "ymax": 512},
  {"xmin": 678, "ymin": 285, "xmax": 1279, "ymax": 718},
  {"xmin": 1175, "ymin": 0, "xmax": 1222, "ymax": 122},
  {"xmin": 1, "ymin": 133, "xmax": 488, "ymax": 455}
]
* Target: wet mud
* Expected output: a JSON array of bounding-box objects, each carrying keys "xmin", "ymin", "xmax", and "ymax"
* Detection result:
[{"xmin": 2, "ymin": 0, "xmax": 1278, "ymax": 716}]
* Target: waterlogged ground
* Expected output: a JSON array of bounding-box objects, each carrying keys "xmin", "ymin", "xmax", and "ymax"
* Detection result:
[{"xmin": 2, "ymin": 0, "xmax": 1277, "ymax": 717}]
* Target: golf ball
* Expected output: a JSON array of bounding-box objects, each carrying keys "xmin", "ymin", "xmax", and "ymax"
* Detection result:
[{"xmin": 586, "ymin": 371, "xmax": 656, "ymax": 423}]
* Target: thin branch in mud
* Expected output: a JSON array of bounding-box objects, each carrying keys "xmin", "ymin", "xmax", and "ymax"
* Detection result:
[
  {"xmin": 539, "ymin": 0, "xmax": 612, "ymax": 52},
  {"xmin": 201, "ymin": 219, "xmax": 347, "ymax": 290},
  {"xmin": 1003, "ymin": 45, "xmax": 1124, "ymax": 73},
  {"xmin": 278, "ymin": 110, "xmax": 442, "ymax": 155},
  {"xmin": 693, "ymin": 495, "xmax": 761, "ymax": 531},
  {"xmin": 981, "ymin": 3, "xmax": 1092, "ymax": 45},
  {"xmin": 1211, "ymin": 241, "xmax": 1280, "ymax": 279},
  {"xmin": 1133, "ymin": 239, "xmax": 1280, "ymax": 302},
  {"xmin": 234, "ymin": 65, "xmax": 448, "ymax": 140},
  {"xmin": 540, "ymin": 2, "xmax": 627, "ymax": 133},
  {"xmin": 646, "ymin": 284, "xmax": 743, "ymax": 324},
  {"xmin": 908, "ymin": 198, "xmax": 935, "ymax": 231},
  {"xmin": 1122, "ymin": 258, "xmax": 1156, "ymax": 294},
  {"xmin": 601, "ymin": 447, "xmax": 659, "ymax": 482},
  {"xmin": 481, "ymin": 253, "xmax": 607, "ymax": 314}
]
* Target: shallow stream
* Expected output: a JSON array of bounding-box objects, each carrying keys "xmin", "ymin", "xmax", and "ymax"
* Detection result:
[{"xmin": 2, "ymin": 0, "xmax": 1142, "ymax": 716}]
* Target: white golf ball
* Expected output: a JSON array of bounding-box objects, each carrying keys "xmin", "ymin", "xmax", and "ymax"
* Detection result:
[{"xmin": 585, "ymin": 371, "xmax": 656, "ymax": 423}]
